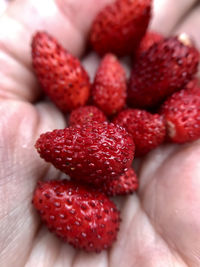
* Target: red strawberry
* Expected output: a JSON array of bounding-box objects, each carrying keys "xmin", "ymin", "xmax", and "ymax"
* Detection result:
[
  {"xmin": 32, "ymin": 180, "xmax": 120, "ymax": 252},
  {"xmin": 128, "ymin": 37, "xmax": 199, "ymax": 108},
  {"xmin": 69, "ymin": 106, "xmax": 107, "ymax": 127},
  {"xmin": 159, "ymin": 79, "xmax": 200, "ymax": 104},
  {"xmin": 183, "ymin": 78, "xmax": 200, "ymax": 96},
  {"xmin": 90, "ymin": 0, "xmax": 152, "ymax": 56},
  {"xmin": 98, "ymin": 168, "xmax": 138, "ymax": 196},
  {"xmin": 92, "ymin": 54, "xmax": 127, "ymax": 116},
  {"xmin": 136, "ymin": 31, "xmax": 163, "ymax": 56},
  {"xmin": 32, "ymin": 31, "xmax": 90, "ymax": 112},
  {"xmin": 113, "ymin": 109, "xmax": 166, "ymax": 156},
  {"xmin": 185, "ymin": 86, "xmax": 200, "ymax": 97},
  {"xmin": 160, "ymin": 93, "xmax": 200, "ymax": 143},
  {"xmin": 185, "ymin": 78, "xmax": 199, "ymax": 91},
  {"xmin": 35, "ymin": 122, "xmax": 135, "ymax": 185}
]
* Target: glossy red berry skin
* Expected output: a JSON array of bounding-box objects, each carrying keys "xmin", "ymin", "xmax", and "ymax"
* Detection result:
[
  {"xmin": 114, "ymin": 109, "xmax": 166, "ymax": 156},
  {"xmin": 68, "ymin": 106, "xmax": 107, "ymax": 127},
  {"xmin": 92, "ymin": 54, "xmax": 127, "ymax": 116},
  {"xmin": 90, "ymin": 0, "xmax": 152, "ymax": 56},
  {"xmin": 128, "ymin": 37, "xmax": 199, "ymax": 108},
  {"xmin": 136, "ymin": 31, "xmax": 163, "ymax": 56},
  {"xmin": 35, "ymin": 122, "xmax": 135, "ymax": 185},
  {"xmin": 98, "ymin": 168, "xmax": 138, "ymax": 196},
  {"xmin": 160, "ymin": 93, "xmax": 200, "ymax": 143},
  {"xmin": 33, "ymin": 180, "xmax": 120, "ymax": 252},
  {"xmin": 32, "ymin": 31, "xmax": 90, "ymax": 112}
]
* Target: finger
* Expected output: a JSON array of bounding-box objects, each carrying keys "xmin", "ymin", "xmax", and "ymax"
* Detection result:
[
  {"xmin": 150, "ymin": 0, "xmax": 197, "ymax": 35},
  {"xmin": 82, "ymin": 53, "xmax": 100, "ymax": 82},
  {"xmin": 173, "ymin": 4, "xmax": 200, "ymax": 50},
  {"xmin": 5, "ymin": 0, "xmax": 114, "ymax": 65},
  {"xmin": 82, "ymin": 52, "xmax": 131, "ymax": 86},
  {"xmin": 24, "ymin": 228, "xmax": 65, "ymax": 267},
  {"xmin": 109, "ymin": 195, "xmax": 185, "ymax": 266},
  {"xmin": 139, "ymin": 142, "xmax": 200, "ymax": 266},
  {"xmin": 0, "ymin": 100, "xmax": 65, "ymax": 267},
  {"xmin": 0, "ymin": 0, "xmax": 114, "ymax": 102},
  {"xmin": 0, "ymin": 48, "xmax": 40, "ymax": 101}
]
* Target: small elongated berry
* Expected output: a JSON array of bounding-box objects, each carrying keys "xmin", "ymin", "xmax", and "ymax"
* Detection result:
[
  {"xmin": 68, "ymin": 106, "xmax": 107, "ymax": 127},
  {"xmin": 128, "ymin": 36, "xmax": 199, "ymax": 108},
  {"xmin": 160, "ymin": 93, "xmax": 200, "ymax": 143},
  {"xmin": 33, "ymin": 180, "xmax": 120, "ymax": 252},
  {"xmin": 92, "ymin": 54, "xmax": 127, "ymax": 116},
  {"xmin": 136, "ymin": 31, "xmax": 164, "ymax": 56},
  {"xmin": 35, "ymin": 122, "xmax": 135, "ymax": 185},
  {"xmin": 113, "ymin": 109, "xmax": 166, "ymax": 156},
  {"xmin": 185, "ymin": 78, "xmax": 199, "ymax": 91},
  {"xmin": 90, "ymin": 0, "xmax": 152, "ymax": 56},
  {"xmin": 32, "ymin": 31, "xmax": 90, "ymax": 112},
  {"xmin": 98, "ymin": 168, "xmax": 138, "ymax": 196}
]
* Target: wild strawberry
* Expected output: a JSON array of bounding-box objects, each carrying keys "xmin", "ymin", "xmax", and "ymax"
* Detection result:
[
  {"xmin": 185, "ymin": 78, "xmax": 199, "ymax": 91},
  {"xmin": 35, "ymin": 122, "xmax": 135, "ymax": 185},
  {"xmin": 98, "ymin": 168, "xmax": 138, "ymax": 196},
  {"xmin": 90, "ymin": 0, "xmax": 152, "ymax": 56},
  {"xmin": 136, "ymin": 31, "xmax": 163, "ymax": 56},
  {"xmin": 113, "ymin": 109, "xmax": 166, "ymax": 156},
  {"xmin": 183, "ymin": 78, "xmax": 200, "ymax": 96},
  {"xmin": 68, "ymin": 106, "xmax": 107, "ymax": 127},
  {"xmin": 32, "ymin": 180, "xmax": 120, "ymax": 252},
  {"xmin": 160, "ymin": 93, "xmax": 200, "ymax": 143},
  {"xmin": 185, "ymin": 86, "xmax": 200, "ymax": 97},
  {"xmin": 92, "ymin": 54, "xmax": 127, "ymax": 116},
  {"xmin": 32, "ymin": 31, "xmax": 90, "ymax": 112},
  {"xmin": 159, "ymin": 79, "xmax": 200, "ymax": 103},
  {"xmin": 128, "ymin": 36, "xmax": 199, "ymax": 108}
]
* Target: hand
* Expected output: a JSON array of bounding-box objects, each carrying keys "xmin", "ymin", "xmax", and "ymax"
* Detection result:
[{"xmin": 0, "ymin": 0, "xmax": 200, "ymax": 266}]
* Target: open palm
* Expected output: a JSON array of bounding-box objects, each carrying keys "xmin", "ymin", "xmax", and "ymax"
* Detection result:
[{"xmin": 1, "ymin": 0, "xmax": 200, "ymax": 266}]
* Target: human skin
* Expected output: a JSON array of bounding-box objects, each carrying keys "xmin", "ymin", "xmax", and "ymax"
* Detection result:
[{"xmin": 0, "ymin": 0, "xmax": 200, "ymax": 266}]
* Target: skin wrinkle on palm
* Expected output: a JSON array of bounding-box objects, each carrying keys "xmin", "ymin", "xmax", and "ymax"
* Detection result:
[{"xmin": 0, "ymin": 0, "xmax": 200, "ymax": 266}]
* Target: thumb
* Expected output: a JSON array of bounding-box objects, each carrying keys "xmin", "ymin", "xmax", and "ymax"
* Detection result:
[{"xmin": 0, "ymin": 0, "xmax": 114, "ymax": 102}]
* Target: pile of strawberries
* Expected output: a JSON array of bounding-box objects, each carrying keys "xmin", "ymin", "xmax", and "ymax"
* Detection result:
[{"xmin": 32, "ymin": 0, "xmax": 200, "ymax": 253}]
